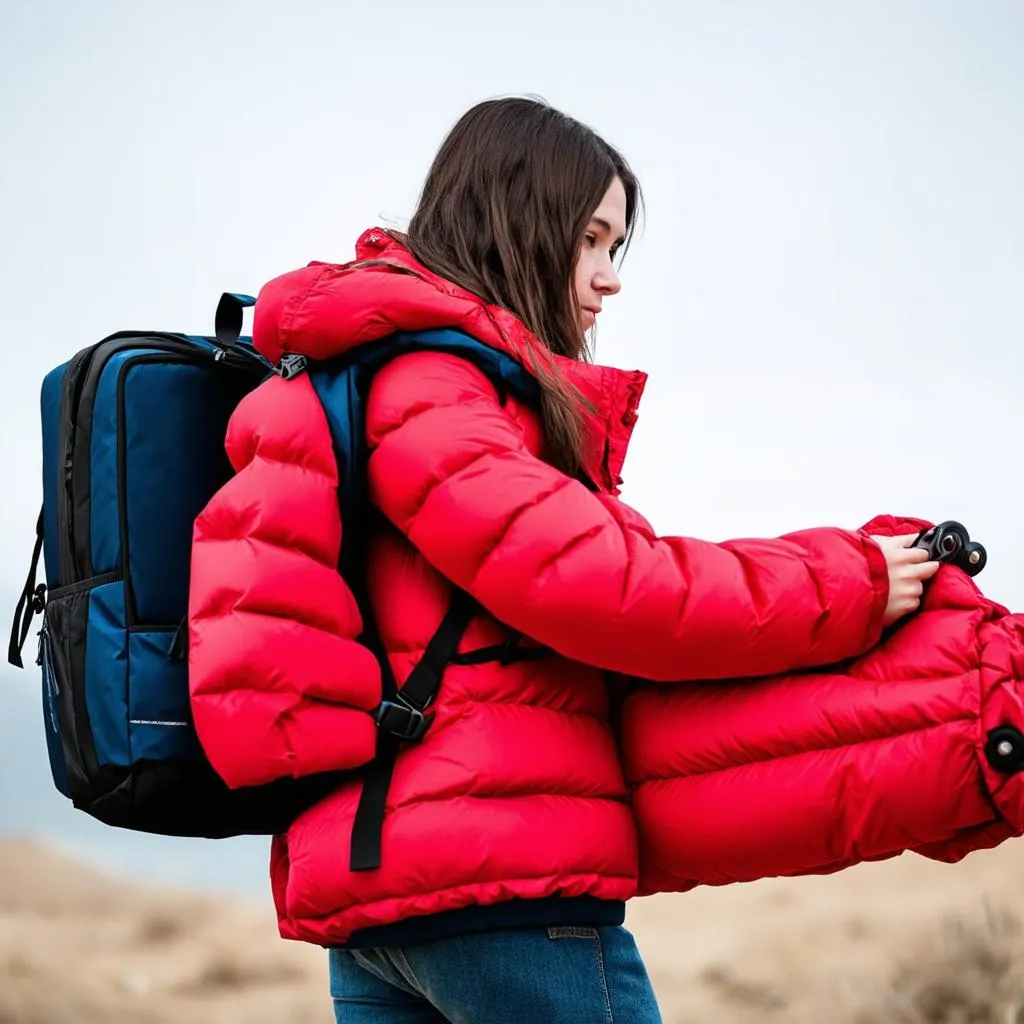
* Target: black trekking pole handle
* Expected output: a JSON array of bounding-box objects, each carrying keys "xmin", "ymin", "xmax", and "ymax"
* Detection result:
[{"xmin": 214, "ymin": 292, "xmax": 257, "ymax": 351}]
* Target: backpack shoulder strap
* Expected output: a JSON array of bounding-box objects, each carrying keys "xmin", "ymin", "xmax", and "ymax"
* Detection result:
[
  {"xmin": 294, "ymin": 329, "xmax": 543, "ymax": 872},
  {"xmin": 349, "ymin": 587, "xmax": 478, "ymax": 872}
]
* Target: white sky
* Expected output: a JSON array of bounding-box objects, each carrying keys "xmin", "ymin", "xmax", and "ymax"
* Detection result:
[{"xmin": 0, "ymin": 0, "xmax": 1021, "ymax": 893}]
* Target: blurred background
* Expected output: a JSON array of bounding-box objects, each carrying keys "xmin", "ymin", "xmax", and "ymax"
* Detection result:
[{"xmin": 1, "ymin": 2, "xmax": 1022, "ymax": 1021}]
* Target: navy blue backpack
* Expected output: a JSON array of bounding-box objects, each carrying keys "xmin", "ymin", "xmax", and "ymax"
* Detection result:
[{"xmin": 8, "ymin": 293, "xmax": 537, "ymax": 869}]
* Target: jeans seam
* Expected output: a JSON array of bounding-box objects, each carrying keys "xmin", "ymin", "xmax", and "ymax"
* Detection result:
[
  {"xmin": 390, "ymin": 946, "xmax": 426, "ymax": 996},
  {"xmin": 594, "ymin": 931, "xmax": 614, "ymax": 1024}
]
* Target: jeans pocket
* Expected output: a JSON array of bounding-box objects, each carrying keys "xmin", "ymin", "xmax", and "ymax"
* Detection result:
[{"xmin": 546, "ymin": 926, "xmax": 600, "ymax": 940}]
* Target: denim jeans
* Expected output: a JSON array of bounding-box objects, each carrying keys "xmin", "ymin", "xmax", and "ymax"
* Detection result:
[{"xmin": 329, "ymin": 924, "xmax": 662, "ymax": 1023}]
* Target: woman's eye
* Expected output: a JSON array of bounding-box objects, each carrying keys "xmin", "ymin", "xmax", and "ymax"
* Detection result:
[{"xmin": 585, "ymin": 233, "xmax": 597, "ymax": 247}]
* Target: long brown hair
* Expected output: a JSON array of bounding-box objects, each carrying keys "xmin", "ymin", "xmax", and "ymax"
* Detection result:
[{"xmin": 396, "ymin": 97, "xmax": 642, "ymax": 477}]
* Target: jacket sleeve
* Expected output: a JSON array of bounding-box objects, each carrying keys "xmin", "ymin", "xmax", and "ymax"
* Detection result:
[
  {"xmin": 187, "ymin": 375, "xmax": 380, "ymax": 789},
  {"xmin": 365, "ymin": 352, "xmax": 891, "ymax": 683}
]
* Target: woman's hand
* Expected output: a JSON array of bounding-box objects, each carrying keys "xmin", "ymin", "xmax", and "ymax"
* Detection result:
[{"xmin": 871, "ymin": 533, "xmax": 941, "ymax": 625}]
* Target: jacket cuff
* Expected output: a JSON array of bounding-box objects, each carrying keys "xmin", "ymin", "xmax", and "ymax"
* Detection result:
[{"xmin": 857, "ymin": 531, "xmax": 893, "ymax": 650}]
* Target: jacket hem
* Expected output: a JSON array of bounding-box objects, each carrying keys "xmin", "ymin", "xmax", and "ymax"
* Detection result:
[{"xmin": 328, "ymin": 895, "xmax": 627, "ymax": 949}]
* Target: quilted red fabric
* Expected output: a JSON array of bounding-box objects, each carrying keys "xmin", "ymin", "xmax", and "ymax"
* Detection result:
[
  {"xmin": 188, "ymin": 229, "xmax": 894, "ymax": 944},
  {"xmin": 623, "ymin": 513, "xmax": 1024, "ymax": 896}
]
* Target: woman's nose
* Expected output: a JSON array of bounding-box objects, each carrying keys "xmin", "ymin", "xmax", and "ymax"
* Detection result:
[{"xmin": 596, "ymin": 261, "xmax": 621, "ymax": 296}]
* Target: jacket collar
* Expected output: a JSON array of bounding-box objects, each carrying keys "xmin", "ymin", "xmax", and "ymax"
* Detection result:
[{"xmin": 264, "ymin": 228, "xmax": 648, "ymax": 495}]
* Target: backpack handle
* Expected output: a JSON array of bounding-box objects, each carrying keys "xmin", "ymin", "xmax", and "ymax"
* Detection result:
[{"xmin": 214, "ymin": 292, "xmax": 257, "ymax": 351}]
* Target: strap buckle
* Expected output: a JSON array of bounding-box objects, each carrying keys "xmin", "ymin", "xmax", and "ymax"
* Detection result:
[
  {"xmin": 375, "ymin": 697, "xmax": 433, "ymax": 741},
  {"xmin": 277, "ymin": 354, "xmax": 308, "ymax": 381},
  {"xmin": 498, "ymin": 633, "xmax": 523, "ymax": 666}
]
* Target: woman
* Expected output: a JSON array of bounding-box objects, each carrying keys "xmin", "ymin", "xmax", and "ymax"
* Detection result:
[{"xmin": 187, "ymin": 97, "xmax": 935, "ymax": 1023}]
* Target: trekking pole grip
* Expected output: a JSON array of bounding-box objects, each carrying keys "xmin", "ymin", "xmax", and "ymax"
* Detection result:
[{"xmin": 214, "ymin": 292, "xmax": 257, "ymax": 351}]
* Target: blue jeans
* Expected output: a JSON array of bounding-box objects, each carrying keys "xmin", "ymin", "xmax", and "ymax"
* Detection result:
[{"xmin": 329, "ymin": 925, "xmax": 662, "ymax": 1023}]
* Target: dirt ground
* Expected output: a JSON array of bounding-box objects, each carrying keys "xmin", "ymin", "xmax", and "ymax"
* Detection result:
[{"xmin": 3, "ymin": 837, "xmax": 1024, "ymax": 1023}]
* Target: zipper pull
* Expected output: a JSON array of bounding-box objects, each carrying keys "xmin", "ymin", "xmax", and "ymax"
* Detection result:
[
  {"xmin": 35, "ymin": 621, "xmax": 55, "ymax": 692},
  {"xmin": 168, "ymin": 618, "xmax": 188, "ymax": 661},
  {"xmin": 31, "ymin": 587, "xmax": 48, "ymax": 666}
]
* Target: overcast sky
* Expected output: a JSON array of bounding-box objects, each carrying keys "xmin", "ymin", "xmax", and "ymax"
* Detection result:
[{"xmin": 0, "ymin": 1, "xmax": 1021, "ymax": 895}]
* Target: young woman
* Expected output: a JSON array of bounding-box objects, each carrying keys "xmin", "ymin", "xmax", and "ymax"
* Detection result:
[{"xmin": 188, "ymin": 97, "xmax": 936, "ymax": 1023}]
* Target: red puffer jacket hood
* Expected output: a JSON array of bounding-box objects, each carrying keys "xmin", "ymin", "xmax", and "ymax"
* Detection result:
[
  {"xmin": 623, "ymin": 513, "xmax": 1024, "ymax": 896},
  {"xmin": 189, "ymin": 228, "xmax": 895, "ymax": 945},
  {"xmin": 252, "ymin": 228, "xmax": 645, "ymax": 495}
]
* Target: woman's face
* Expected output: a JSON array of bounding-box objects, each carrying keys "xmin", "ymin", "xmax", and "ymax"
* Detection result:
[{"xmin": 573, "ymin": 176, "xmax": 627, "ymax": 331}]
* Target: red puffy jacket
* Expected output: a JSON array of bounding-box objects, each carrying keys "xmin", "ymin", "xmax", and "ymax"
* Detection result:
[
  {"xmin": 188, "ymin": 229, "xmax": 892, "ymax": 945},
  {"xmin": 623, "ymin": 512, "xmax": 1024, "ymax": 896}
]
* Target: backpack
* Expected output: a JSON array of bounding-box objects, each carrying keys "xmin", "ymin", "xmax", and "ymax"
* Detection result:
[{"xmin": 7, "ymin": 292, "xmax": 539, "ymax": 871}]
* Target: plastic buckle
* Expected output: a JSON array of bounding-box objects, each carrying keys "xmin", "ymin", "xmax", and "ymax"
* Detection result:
[
  {"xmin": 376, "ymin": 699, "xmax": 433, "ymax": 741},
  {"xmin": 498, "ymin": 637, "xmax": 519, "ymax": 666},
  {"xmin": 29, "ymin": 584, "xmax": 46, "ymax": 615},
  {"xmin": 277, "ymin": 354, "xmax": 308, "ymax": 381}
]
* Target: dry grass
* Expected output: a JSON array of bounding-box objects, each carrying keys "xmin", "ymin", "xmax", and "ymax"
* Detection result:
[
  {"xmin": 5, "ymin": 838, "xmax": 1024, "ymax": 1022},
  {"xmin": 0, "ymin": 840, "xmax": 331, "ymax": 1024},
  {"xmin": 135, "ymin": 910, "xmax": 186, "ymax": 946},
  {"xmin": 857, "ymin": 906, "xmax": 1024, "ymax": 1024}
]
